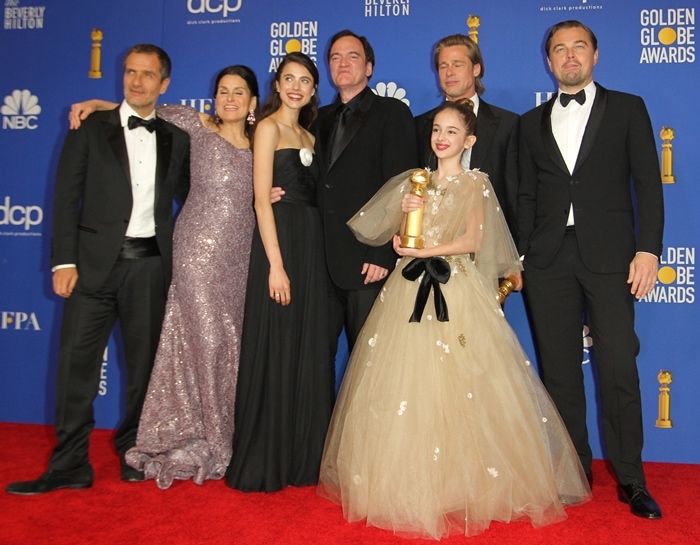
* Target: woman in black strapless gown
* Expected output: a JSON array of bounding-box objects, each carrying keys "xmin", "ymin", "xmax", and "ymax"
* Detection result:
[{"xmin": 226, "ymin": 53, "xmax": 334, "ymax": 492}]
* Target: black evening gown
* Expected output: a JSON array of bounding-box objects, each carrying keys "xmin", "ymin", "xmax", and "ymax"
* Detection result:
[{"xmin": 226, "ymin": 148, "xmax": 334, "ymax": 492}]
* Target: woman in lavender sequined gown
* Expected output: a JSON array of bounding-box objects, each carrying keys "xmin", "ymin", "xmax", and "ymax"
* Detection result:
[
  {"xmin": 226, "ymin": 53, "xmax": 334, "ymax": 493},
  {"xmin": 124, "ymin": 67, "xmax": 259, "ymax": 488}
]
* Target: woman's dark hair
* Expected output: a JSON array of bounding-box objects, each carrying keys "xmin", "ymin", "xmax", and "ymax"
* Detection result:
[
  {"xmin": 212, "ymin": 65, "xmax": 260, "ymax": 140},
  {"xmin": 433, "ymin": 98, "xmax": 477, "ymax": 136},
  {"xmin": 260, "ymin": 52, "xmax": 319, "ymax": 130}
]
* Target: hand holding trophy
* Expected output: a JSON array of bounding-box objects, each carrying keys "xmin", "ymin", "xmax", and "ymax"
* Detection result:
[{"xmin": 400, "ymin": 169, "xmax": 431, "ymax": 249}]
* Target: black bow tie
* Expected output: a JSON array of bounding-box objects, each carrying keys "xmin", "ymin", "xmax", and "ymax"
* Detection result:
[
  {"xmin": 128, "ymin": 115, "xmax": 156, "ymax": 132},
  {"xmin": 559, "ymin": 89, "xmax": 586, "ymax": 107}
]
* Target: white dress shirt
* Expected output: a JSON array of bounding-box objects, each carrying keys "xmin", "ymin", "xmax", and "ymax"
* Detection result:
[
  {"xmin": 119, "ymin": 101, "xmax": 157, "ymax": 238},
  {"xmin": 459, "ymin": 93, "xmax": 480, "ymax": 171},
  {"xmin": 550, "ymin": 81, "xmax": 597, "ymax": 226}
]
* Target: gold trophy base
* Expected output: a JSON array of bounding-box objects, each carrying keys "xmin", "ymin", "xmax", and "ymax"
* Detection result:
[
  {"xmin": 401, "ymin": 235, "xmax": 423, "ymax": 249},
  {"xmin": 655, "ymin": 418, "xmax": 673, "ymax": 428},
  {"xmin": 88, "ymin": 70, "xmax": 102, "ymax": 79},
  {"xmin": 662, "ymin": 175, "xmax": 676, "ymax": 184}
]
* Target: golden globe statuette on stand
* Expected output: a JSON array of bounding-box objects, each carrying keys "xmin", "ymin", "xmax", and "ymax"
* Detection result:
[
  {"xmin": 400, "ymin": 169, "xmax": 430, "ymax": 249},
  {"xmin": 660, "ymin": 127, "xmax": 675, "ymax": 184},
  {"xmin": 467, "ymin": 15, "xmax": 481, "ymax": 44},
  {"xmin": 496, "ymin": 275, "xmax": 518, "ymax": 305},
  {"xmin": 655, "ymin": 370, "xmax": 673, "ymax": 428},
  {"xmin": 89, "ymin": 28, "xmax": 104, "ymax": 79}
]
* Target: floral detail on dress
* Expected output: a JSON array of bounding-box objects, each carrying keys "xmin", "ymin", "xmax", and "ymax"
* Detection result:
[
  {"xmin": 397, "ymin": 401, "xmax": 408, "ymax": 416},
  {"xmin": 299, "ymin": 147, "xmax": 313, "ymax": 167},
  {"xmin": 467, "ymin": 392, "xmax": 473, "ymax": 399},
  {"xmin": 427, "ymin": 315, "xmax": 433, "ymax": 321},
  {"xmin": 487, "ymin": 467, "xmax": 499, "ymax": 478},
  {"xmin": 446, "ymin": 256, "xmax": 467, "ymax": 275},
  {"xmin": 353, "ymin": 474, "xmax": 362, "ymax": 485},
  {"xmin": 433, "ymin": 447, "xmax": 440, "ymax": 461},
  {"xmin": 436, "ymin": 340, "xmax": 450, "ymax": 354},
  {"xmin": 542, "ymin": 417, "xmax": 548, "ymax": 423},
  {"xmin": 458, "ymin": 334, "xmax": 466, "ymax": 348},
  {"xmin": 380, "ymin": 287, "xmax": 386, "ymax": 302},
  {"xmin": 482, "ymin": 185, "xmax": 491, "ymax": 199},
  {"xmin": 366, "ymin": 360, "xmax": 372, "ymax": 367},
  {"xmin": 368, "ymin": 334, "xmax": 378, "ymax": 347},
  {"xmin": 525, "ymin": 360, "xmax": 531, "ymax": 366}
]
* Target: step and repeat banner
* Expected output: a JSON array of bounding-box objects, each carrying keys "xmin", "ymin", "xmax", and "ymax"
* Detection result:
[{"xmin": 1, "ymin": 0, "xmax": 697, "ymax": 463}]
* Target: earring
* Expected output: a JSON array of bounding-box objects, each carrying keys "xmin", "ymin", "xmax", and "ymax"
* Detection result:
[
  {"xmin": 213, "ymin": 110, "xmax": 221, "ymax": 124},
  {"xmin": 247, "ymin": 110, "xmax": 256, "ymax": 125}
]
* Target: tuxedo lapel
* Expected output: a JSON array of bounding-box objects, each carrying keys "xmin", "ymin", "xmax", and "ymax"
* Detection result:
[
  {"xmin": 105, "ymin": 108, "xmax": 131, "ymax": 186},
  {"xmin": 539, "ymin": 97, "xmax": 570, "ymax": 175},
  {"xmin": 329, "ymin": 90, "xmax": 374, "ymax": 170},
  {"xmin": 573, "ymin": 83, "xmax": 607, "ymax": 174},
  {"xmin": 471, "ymin": 101, "xmax": 497, "ymax": 169},
  {"xmin": 319, "ymin": 107, "xmax": 336, "ymax": 169},
  {"xmin": 154, "ymin": 118, "xmax": 173, "ymax": 207}
]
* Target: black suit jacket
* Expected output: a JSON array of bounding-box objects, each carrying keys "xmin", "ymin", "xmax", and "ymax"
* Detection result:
[
  {"xmin": 315, "ymin": 88, "xmax": 417, "ymax": 291},
  {"xmin": 517, "ymin": 83, "xmax": 663, "ymax": 273},
  {"xmin": 415, "ymin": 99, "xmax": 519, "ymax": 233},
  {"xmin": 51, "ymin": 107, "xmax": 190, "ymax": 293}
]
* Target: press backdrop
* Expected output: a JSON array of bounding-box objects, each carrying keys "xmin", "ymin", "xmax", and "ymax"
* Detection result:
[{"xmin": 1, "ymin": 0, "xmax": 697, "ymax": 463}]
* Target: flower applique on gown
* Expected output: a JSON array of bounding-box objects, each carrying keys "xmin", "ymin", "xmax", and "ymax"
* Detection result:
[
  {"xmin": 318, "ymin": 169, "xmax": 591, "ymax": 539},
  {"xmin": 226, "ymin": 148, "xmax": 334, "ymax": 492},
  {"xmin": 125, "ymin": 105, "xmax": 255, "ymax": 489}
]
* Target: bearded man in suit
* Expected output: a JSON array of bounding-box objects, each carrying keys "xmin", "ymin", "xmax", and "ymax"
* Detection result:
[
  {"xmin": 517, "ymin": 20, "xmax": 664, "ymax": 519},
  {"xmin": 415, "ymin": 34, "xmax": 519, "ymax": 234},
  {"xmin": 7, "ymin": 44, "xmax": 190, "ymax": 495}
]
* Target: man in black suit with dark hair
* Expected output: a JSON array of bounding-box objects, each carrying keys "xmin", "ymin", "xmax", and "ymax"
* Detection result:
[
  {"xmin": 415, "ymin": 33, "xmax": 519, "ymax": 234},
  {"xmin": 6, "ymin": 44, "xmax": 190, "ymax": 495},
  {"xmin": 315, "ymin": 29, "xmax": 417, "ymax": 354},
  {"xmin": 517, "ymin": 20, "xmax": 664, "ymax": 519}
]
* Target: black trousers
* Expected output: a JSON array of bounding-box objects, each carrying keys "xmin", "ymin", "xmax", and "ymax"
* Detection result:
[
  {"xmin": 328, "ymin": 281, "xmax": 384, "ymax": 365},
  {"xmin": 523, "ymin": 232, "xmax": 645, "ymax": 485},
  {"xmin": 49, "ymin": 256, "xmax": 166, "ymax": 471}
]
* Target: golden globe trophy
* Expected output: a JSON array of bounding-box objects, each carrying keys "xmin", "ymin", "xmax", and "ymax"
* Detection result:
[
  {"xmin": 655, "ymin": 370, "xmax": 673, "ymax": 428},
  {"xmin": 660, "ymin": 127, "xmax": 675, "ymax": 184},
  {"xmin": 89, "ymin": 28, "xmax": 104, "ymax": 79},
  {"xmin": 400, "ymin": 169, "xmax": 430, "ymax": 249},
  {"xmin": 467, "ymin": 15, "xmax": 481, "ymax": 44},
  {"xmin": 496, "ymin": 275, "xmax": 518, "ymax": 305}
]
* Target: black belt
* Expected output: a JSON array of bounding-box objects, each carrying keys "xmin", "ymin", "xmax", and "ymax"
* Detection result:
[{"xmin": 118, "ymin": 236, "xmax": 160, "ymax": 259}]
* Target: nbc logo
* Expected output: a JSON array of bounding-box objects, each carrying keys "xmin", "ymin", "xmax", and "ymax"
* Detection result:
[
  {"xmin": 2, "ymin": 89, "xmax": 41, "ymax": 130},
  {"xmin": 373, "ymin": 82, "xmax": 410, "ymax": 106}
]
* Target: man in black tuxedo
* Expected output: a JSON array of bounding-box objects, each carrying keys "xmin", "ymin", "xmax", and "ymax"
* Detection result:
[
  {"xmin": 415, "ymin": 34, "xmax": 519, "ymax": 234},
  {"xmin": 517, "ymin": 21, "xmax": 664, "ymax": 519},
  {"xmin": 6, "ymin": 44, "xmax": 190, "ymax": 495},
  {"xmin": 315, "ymin": 30, "xmax": 417, "ymax": 353}
]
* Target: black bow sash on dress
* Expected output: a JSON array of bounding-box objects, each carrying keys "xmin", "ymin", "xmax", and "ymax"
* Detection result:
[{"xmin": 401, "ymin": 257, "xmax": 451, "ymax": 323}]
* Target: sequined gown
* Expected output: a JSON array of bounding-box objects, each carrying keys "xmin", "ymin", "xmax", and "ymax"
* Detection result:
[
  {"xmin": 318, "ymin": 170, "xmax": 591, "ymax": 539},
  {"xmin": 226, "ymin": 148, "xmax": 334, "ymax": 492},
  {"xmin": 125, "ymin": 105, "xmax": 255, "ymax": 489}
]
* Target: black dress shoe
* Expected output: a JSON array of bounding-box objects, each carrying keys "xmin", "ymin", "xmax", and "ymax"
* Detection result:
[
  {"xmin": 5, "ymin": 465, "xmax": 93, "ymax": 496},
  {"xmin": 121, "ymin": 463, "xmax": 145, "ymax": 482},
  {"xmin": 617, "ymin": 481, "xmax": 662, "ymax": 519}
]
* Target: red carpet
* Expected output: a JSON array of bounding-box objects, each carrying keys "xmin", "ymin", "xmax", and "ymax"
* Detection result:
[{"xmin": 0, "ymin": 423, "xmax": 698, "ymax": 544}]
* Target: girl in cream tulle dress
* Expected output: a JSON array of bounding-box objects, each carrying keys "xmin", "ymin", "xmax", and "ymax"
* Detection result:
[{"xmin": 317, "ymin": 100, "xmax": 590, "ymax": 539}]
